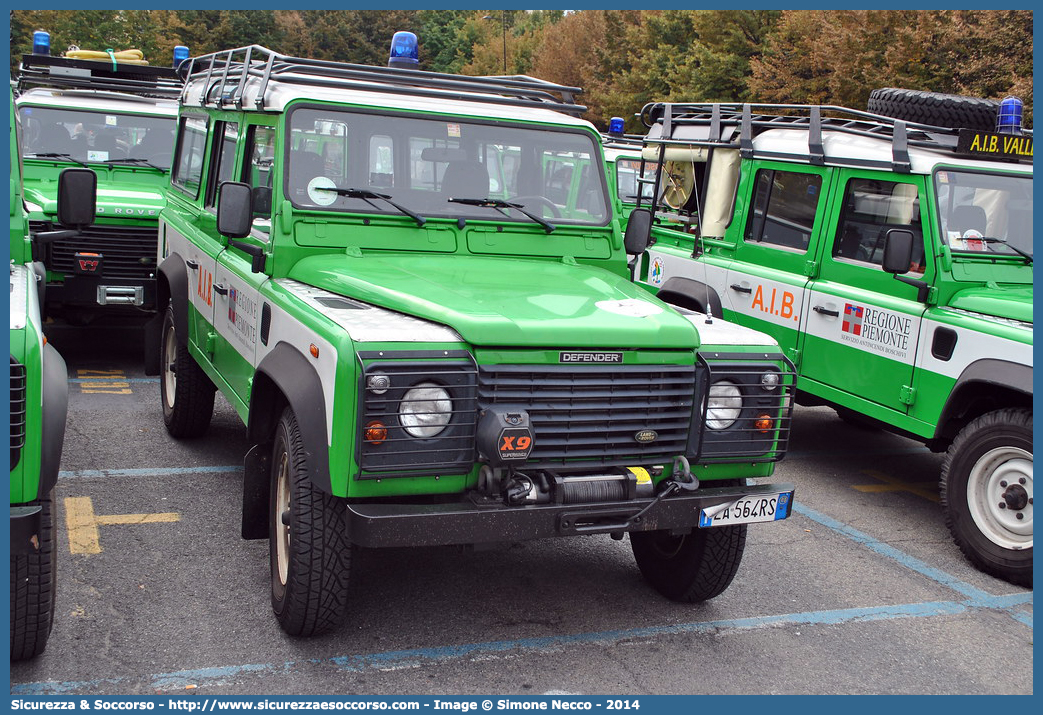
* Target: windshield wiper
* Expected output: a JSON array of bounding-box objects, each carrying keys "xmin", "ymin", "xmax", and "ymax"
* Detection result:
[
  {"xmin": 314, "ymin": 186, "xmax": 426, "ymax": 227},
  {"xmin": 448, "ymin": 197, "xmax": 555, "ymax": 234},
  {"xmin": 969, "ymin": 236, "xmax": 1033, "ymax": 264},
  {"xmin": 104, "ymin": 157, "xmax": 164, "ymax": 170},
  {"xmin": 25, "ymin": 152, "xmax": 89, "ymax": 168}
]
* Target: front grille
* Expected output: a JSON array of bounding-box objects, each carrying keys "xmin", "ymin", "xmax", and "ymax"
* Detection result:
[
  {"xmin": 478, "ymin": 362, "xmax": 696, "ymax": 469},
  {"xmin": 10, "ymin": 357, "xmax": 27, "ymax": 470},
  {"xmin": 33, "ymin": 220, "xmax": 158, "ymax": 281}
]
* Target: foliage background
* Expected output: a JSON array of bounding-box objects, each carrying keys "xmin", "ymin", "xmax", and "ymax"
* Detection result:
[{"xmin": 10, "ymin": 9, "xmax": 1033, "ymax": 130}]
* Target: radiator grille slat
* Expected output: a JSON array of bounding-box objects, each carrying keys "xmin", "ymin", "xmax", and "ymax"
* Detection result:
[
  {"xmin": 10, "ymin": 358, "xmax": 27, "ymax": 469},
  {"xmin": 478, "ymin": 363, "xmax": 695, "ymax": 468}
]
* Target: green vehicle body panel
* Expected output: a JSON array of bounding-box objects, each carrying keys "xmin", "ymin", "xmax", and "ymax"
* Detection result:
[{"xmin": 287, "ymin": 253, "xmax": 700, "ymax": 349}]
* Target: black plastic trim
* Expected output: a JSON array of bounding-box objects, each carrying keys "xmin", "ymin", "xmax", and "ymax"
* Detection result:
[
  {"xmin": 38, "ymin": 343, "xmax": 69, "ymax": 496},
  {"xmin": 250, "ymin": 343, "xmax": 332, "ymax": 493}
]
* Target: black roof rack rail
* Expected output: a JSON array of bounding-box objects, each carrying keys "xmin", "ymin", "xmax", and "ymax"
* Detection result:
[
  {"xmin": 178, "ymin": 45, "xmax": 587, "ymax": 116},
  {"xmin": 601, "ymin": 132, "xmax": 645, "ymax": 151},
  {"xmin": 640, "ymin": 102, "xmax": 1032, "ymax": 172},
  {"xmin": 17, "ymin": 54, "xmax": 183, "ymax": 98}
]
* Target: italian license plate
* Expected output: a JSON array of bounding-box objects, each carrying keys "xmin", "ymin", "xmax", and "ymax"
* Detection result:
[{"xmin": 698, "ymin": 491, "xmax": 793, "ymax": 528}]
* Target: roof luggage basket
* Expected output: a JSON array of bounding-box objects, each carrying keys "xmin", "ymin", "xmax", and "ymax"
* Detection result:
[
  {"xmin": 17, "ymin": 54, "xmax": 183, "ymax": 98},
  {"xmin": 639, "ymin": 102, "xmax": 1032, "ymax": 172},
  {"xmin": 178, "ymin": 45, "xmax": 587, "ymax": 116}
]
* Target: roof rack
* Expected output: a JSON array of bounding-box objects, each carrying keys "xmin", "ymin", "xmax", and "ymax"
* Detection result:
[
  {"xmin": 177, "ymin": 45, "xmax": 586, "ymax": 116},
  {"xmin": 639, "ymin": 102, "xmax": 1032, "ymax": 172},
  {"xmin": 601, "ymin": 132, "xmax": 645, "ymax": 151},
  {"xmin": 17, "ymin": 54, "xmax": 183, "ymax": 98}
]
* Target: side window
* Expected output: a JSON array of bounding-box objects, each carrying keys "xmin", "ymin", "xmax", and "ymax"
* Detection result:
[
  {"xmin": 832, "ymin": 178, "xmax": 924, "ymax": 273},
  {"xmin": 205, "ymin": 121, "xmax": 239, "ymax": 208},
  {"xmin": 242, "ymin": 124, "xmax": 276, "ymax": 231},
  {"xmin": 743, "ymin": 169, "xmax": 822, "ymax": 251},
  {"xmin": 172, "ymin": 116, "xmax": 208, "ymax": 199}
]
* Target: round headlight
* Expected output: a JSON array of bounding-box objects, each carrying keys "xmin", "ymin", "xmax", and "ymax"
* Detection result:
[
  {"xmin": 760, "ymin": 371, "xmax": 780, "ymax": 391},
  {"xmin": 706, "ymin": 381, "xmax": 742, "ymax": 430},
  {"xmin": 399, "ymin": 382, "xmax": 452, "ymax": 438}
]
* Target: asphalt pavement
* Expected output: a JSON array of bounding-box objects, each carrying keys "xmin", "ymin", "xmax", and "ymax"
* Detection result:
[{"xmin": 9, "ymin": 319, "xmax": 1033, "ymax": 696}]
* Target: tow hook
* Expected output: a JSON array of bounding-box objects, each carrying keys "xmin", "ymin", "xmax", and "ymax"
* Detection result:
[{"xmin": 668, "ymin": 455, "xmax": 700, "ymax": 493}]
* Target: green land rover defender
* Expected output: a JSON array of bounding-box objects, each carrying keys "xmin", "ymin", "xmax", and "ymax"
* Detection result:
[
  {"xmin": 630, "ymin": 94, "xmax": 1032, "ymax": 586},
  {"xmin": 150, "ymin": 37, "xmax": 797, "ymax": 636},
  {"xmin": 15, "ymin": 50, "xmax": 181, "ymax": 323}
]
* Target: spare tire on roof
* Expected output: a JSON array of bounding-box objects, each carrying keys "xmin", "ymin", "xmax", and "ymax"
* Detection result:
[{"xmin": 867, "ymin": 88, "xmax": 1000, "ymax": 132}]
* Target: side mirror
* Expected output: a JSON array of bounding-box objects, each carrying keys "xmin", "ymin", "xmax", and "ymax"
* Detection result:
[
  {"xmin": 624, "ymin": 208, "xmax": 653, "ymax": 255},
  {"xmin": 883, "ymin": 228, "xmax": 930, "ymax": 303},
  {"xmin": 251, "ymin": 186, "xmax": 273, "ymax": 218},
  {"xmin": 882, "ymin": 229, "xmax": 914, "ymax": 274},
  {"xmin": 217, "ymin": 181, "xmax": 253, "ymax": 239},
  {"xmin": 56, "ymin": 168, "xmax": 97, "ymax": 229}
]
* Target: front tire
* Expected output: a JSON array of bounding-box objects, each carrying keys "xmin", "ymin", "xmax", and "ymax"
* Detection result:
[
  {"xmin": 160, "ymin": 306, "xmax": 215, "ymax": 438},
  {"xmin": 10, "ymin": 489, "xmax": 57, "ymax": 661},
  {"xmin": 269, "ymin": 407, "xmax": 351, "ymax": 636},
  {"xmin": 631, "ymin": 514, "xmax": 747, "ymax": 602},
  {"xmin": 941, "ymin": 408, "xmax": 1032, "ymax": 587}
]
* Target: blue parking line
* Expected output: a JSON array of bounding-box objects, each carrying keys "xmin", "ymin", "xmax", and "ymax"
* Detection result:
[
  {"xmin": 793, "ymin": 503, "xmax": 996, "ymax": 602},
  {"xmin": 11, "ymin": 595, "xmax": 1031, "ymax": 695},
  {"xmin": 20, "ymin": 466, "xmax": 1027, "ymax": 696}
]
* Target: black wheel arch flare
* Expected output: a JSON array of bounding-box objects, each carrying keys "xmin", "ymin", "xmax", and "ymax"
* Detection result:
[{"xmin": 249, "ymin": 343, "xmax": 332, "ymax": 494}]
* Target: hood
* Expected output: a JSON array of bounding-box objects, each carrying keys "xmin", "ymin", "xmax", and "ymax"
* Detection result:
[
  {"xmin": 288, "ymin": 253, "xmax": 699, "ymax": 349},
  {"xmin": 949, "ymin": 285, "xmax": 1033, "ymax": 324},
  {"xmin": 24, "ymin": 171, "xmax": 166, "ymax": 219}
]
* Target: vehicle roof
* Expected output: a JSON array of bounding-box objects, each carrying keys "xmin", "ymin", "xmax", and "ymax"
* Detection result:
[
  {"xmin": 16, "ymin": 87, "xmax": 178, "ymax": 116},
  {"xmin": 182, "ymin": 74, "xmax": 599, "ymax": 133},
  {"xmin": 752, "ymin": 127, "xmax": 1033, "ymax": 176}
]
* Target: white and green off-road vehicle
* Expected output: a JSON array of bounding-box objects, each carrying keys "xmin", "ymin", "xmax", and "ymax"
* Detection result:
[
  {"xmin": 149, "ymin": 37, "xmax": 798, "ymax": 635},
  {"xmin": 630, "ymin": 91, "xmax": 1032, "ymax": 585}
]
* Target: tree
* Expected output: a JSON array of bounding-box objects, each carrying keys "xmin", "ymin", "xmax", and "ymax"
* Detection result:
[{"xmin": 748, "ymin": 10, "xmax": 1032, "ymax": 125}]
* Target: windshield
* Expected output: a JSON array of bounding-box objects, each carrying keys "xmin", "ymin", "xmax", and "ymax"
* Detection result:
[
  {"xmin": 285, "ymin": 107, "xmax": 609, "ymax": 226},
  {"xmin": 934, "ymin": 169, "xmax": 1033, "ymax": 257},
  {"xmin": 17, "ymin": 105, "xmax": 176, "ymax": 170}
]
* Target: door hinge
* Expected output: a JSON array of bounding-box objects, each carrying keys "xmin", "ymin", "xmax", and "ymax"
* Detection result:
[
  {"xmin": 899, "ymin": 385, "xmax": 916, "ymax": 406},
  {"xmin": 205, "ymin": 331, "xmax": 218, "ymax": 356},
  {"xmin": 803, "ymin": 260, "xmax": 818, "ymax": 277},
  {"xmin": 785, "ymin": 347, "xmax": 800, "ymax": 367}
]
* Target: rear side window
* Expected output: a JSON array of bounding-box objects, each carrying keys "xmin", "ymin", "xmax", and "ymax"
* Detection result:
[
  {"xmin": 172, "ymin": 116, "xmax": 208, "ymax": 199},
  {"xmin": 744, "ymin": 169, "xmax": 822, "ymax": 251}
]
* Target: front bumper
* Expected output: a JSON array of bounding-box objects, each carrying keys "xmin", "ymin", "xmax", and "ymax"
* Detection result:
[{"xmin": 345, "ymin": 481, "xmax": 794, "ymax": 548}]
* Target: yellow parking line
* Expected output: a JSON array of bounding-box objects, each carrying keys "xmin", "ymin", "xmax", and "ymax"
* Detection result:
[
  {"xmin": 64, "ymin": 496, "xmax": 180, "ymax": 555},
  {"xmin": 851, "ymin": 469, "xmax": 939, "ymax": 503},
  {"xmin": 77, "ymin": 369, "xmax": 133, "ymax": 395}
]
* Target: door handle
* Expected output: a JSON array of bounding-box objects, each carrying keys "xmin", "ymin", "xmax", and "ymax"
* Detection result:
[
  {"xmin": 729, "ymin": 283, "xmax": 752, "ymax": 294},
  {"xmin": 213, "ymin": 283, "xmax": 228, "ymax": 297},
  {"xmin": 813, "ymin": 305, "xmax": 839, "ymax": 317},
  {"xmin": 186, "ymin": 260, "xmax": 199, "ymax": 270}
]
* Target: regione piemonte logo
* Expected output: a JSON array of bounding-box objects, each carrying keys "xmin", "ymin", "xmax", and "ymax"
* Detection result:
[{"xmin": 842, "ymin": 303, "xmax": 864, "ymax": 336}]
